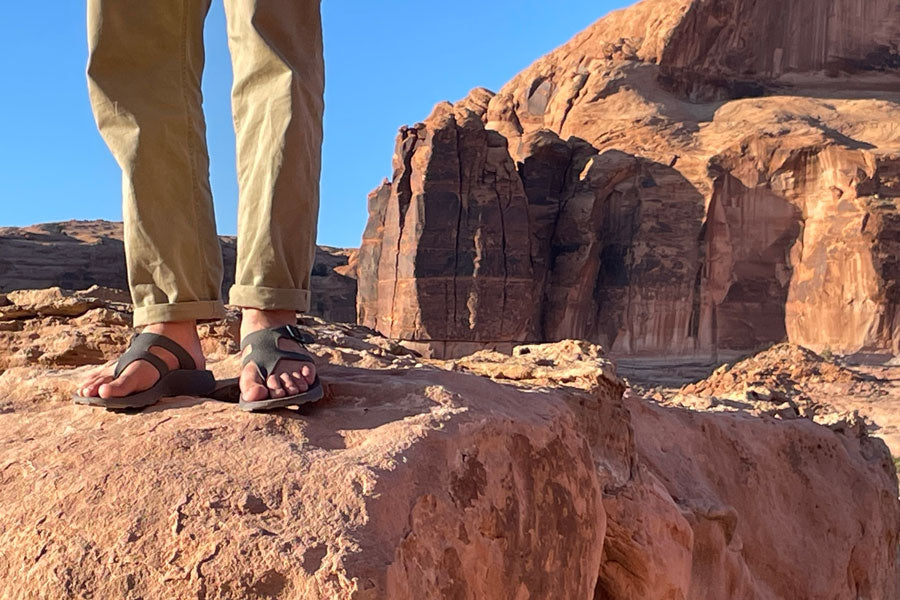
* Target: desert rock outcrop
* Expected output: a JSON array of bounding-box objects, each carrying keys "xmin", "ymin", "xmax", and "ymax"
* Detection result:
[
  {"xmin": 0, "ymin": 221, "xmax": 358, "ymax": 323},
  {"xmin": 358, "ymin": 0, "xmax": 900, "ymax": 358},
  {"xmin": 0, "ymin": 288, "xmax": 897, "ymax": 598}
]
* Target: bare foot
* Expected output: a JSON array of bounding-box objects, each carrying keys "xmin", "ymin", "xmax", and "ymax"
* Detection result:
[
  {"xmin": 239, "ymin": 309, "xmax": 316, "ymax": 403},
  {"xmin": 74, "ymin": 321, "xmax": 204, "ymax": 399}
]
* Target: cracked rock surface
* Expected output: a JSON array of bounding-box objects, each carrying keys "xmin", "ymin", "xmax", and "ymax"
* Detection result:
[{"xmin": 0, "ymin": 289, "xmax": 896, "ymax": 599}]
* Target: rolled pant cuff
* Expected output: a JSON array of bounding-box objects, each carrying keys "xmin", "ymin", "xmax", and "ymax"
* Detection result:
[
  {"xmin": 133, "ymin": 300, "xmax": 226, "ymax": 327},
  {"xmin": 228, "ymin": 285, "xmax": 311, "ymax": 313}
]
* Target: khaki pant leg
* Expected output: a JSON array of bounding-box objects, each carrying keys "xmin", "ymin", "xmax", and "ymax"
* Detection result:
[
  {"xmin": 223, "ymin": 0, "xmax": 324, "ymax": 313},
  {"xmin": 87, "ymin": 0, "xmax": 226, "ymax": 327}
]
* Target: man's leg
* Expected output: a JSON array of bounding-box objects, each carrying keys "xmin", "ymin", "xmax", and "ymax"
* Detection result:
[
  {"xmin": 78, "ymin": 0, "xmax": 223, "ymax": 398},
  {"xmin": 223, "ymin": 0, "xmax": 324, "ymax": 401}
]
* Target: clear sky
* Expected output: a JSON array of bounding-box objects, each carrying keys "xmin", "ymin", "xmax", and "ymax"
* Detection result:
[{"xmin": 0, "ymin": 1, "xmax": 629, "ymax": 248}]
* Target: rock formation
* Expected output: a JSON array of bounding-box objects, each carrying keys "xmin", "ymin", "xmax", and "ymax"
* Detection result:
[
  {"xmin": 0, "ymin": 287, "xmax": 897, "ymax": 598},
  {"xmin": 0, "ymin": 221, "xmax": 358, "ymax": 324},
  {"xmin": 680, "ymin": 343, "xmax": 866, "ymax": 400},
  {"xmin": 357, "ymin": 0, "xmax": 900, "ymax": 358},
  {"xmin": 357, "ymin": 105, "xmax": 536, "ymax": 358},
  {"xmin": 632, "ymin": 341, "xmax": 900, "ymax": 462}
]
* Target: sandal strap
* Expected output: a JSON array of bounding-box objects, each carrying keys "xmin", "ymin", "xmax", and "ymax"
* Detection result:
[
  {"xmin": 113, "ymin": 332, "xmax": 197, "ymax": 378},
  {"xmin": 240, "ymin": 325, "xmax": 316, "ymax": 380}
]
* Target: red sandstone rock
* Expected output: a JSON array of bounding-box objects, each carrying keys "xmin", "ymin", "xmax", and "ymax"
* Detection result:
[
  {"xmin": 357, "ymin": 103, "xmax": 536, "ymax": 357},
  {"xmin": 680, "ymin": 343, "xmax": 864, "ymax": 399},
  {"xmin": 0, "ymin": 290, "xmax": 896, "ymax": 598},
  {"xmin": 0, "ymin": 221, "xmax": 358, "ymax": 323},
  {"xmin": 358, "ymin": 0, "xmax": 900, "ymax": 359}
]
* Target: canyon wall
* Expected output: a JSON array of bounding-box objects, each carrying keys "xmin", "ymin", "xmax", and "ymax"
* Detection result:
[{"xmin": 358, "ymin": 0, "xmax": 900, "ymax": 358}]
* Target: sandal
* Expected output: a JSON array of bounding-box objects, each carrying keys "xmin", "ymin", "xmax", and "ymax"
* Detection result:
[
  {"xmin": 73, "ymin": 332, "xmax": 215, "ymax": 409},
  {"xmin": 213, "ymin": 324, "xmax": 323, "ymax": 412}
]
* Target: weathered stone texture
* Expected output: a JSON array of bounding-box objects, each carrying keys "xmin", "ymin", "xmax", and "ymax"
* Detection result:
[
  {"xmin": 0, "ymin": 289, "xmax": 897, "ymax": 598},
  {"xmin": 358, "ymin": 0, "xmax": 900, "ymax": 358},
  {"xmin": 357, "ymin": 103, "xmax": 536, "ymax": 356},
  {"xmin": 0, "ymin": 221, "xmax": 358, "ymax": 323}
]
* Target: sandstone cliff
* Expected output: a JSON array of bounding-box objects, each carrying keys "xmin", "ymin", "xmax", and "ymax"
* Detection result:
[
  {"xmin": 0, "ymin": 221, "xmax": 358, "ymax": 324},
  {"xmin": 358, "ymin": 0, "xmax": 900, "ymax": 359},
  {"xmin": 0, "ymin": 288, "xmax": 897, "ymax": 598}
]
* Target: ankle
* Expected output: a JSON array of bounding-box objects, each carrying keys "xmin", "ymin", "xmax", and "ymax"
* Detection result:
[
  {"xmin": 142, "ymin": 319, "xmax": 202, "ymax": 348},
  {"xmin": 133, "ymin": 320, "xmax": 205, "ymax": 370},
  {"xmin": 142, "ymin": 320, "xmax": 199, "ymax": 337},
  {"xmin": 241, "ymin": 309, "xmax": 297, "ymax": 335}
]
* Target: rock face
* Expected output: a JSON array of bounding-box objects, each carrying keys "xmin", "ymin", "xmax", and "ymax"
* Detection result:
[
  {"xmin": 357, "ymin": 105, "xmax": 536, "ymax": 357},
  {"xmin": 0, "ymin": 288, "xmax": 897, "ymax": 598},
  {"xmin": 357, "ymin": 0, "xmax": 900, "ymax": 358},
  {"xmin": 0, "ymin": 221, "xmax": 358, "ymax": 323}
]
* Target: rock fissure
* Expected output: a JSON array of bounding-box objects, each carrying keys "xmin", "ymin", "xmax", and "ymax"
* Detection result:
[
  {"xmin": 453, "ymin": 119, "xmax": 465, "ymax": 330},
  {"xmin": 495, "ymin": 185, "xmax": 509, "ymax": 335},
  {"xmin": 390, "ymin": 129, "xmax": 420, "ymax": 338}
]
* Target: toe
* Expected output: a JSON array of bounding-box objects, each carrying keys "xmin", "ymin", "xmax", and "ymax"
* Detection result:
[
  {"xmin": 82, "ymin": 375, "xmax": 113, "ymax": 398},
  {"xmin": 78, "ymin": 361, "xmax": 116, "ymax": 395},
  {"xmin": 266, "ymin": 374, "xmax": 285, "ymax": 398},
  {"xmin": 291, "ymin": 371, "xmax": 309, "ymax": 392},
  {"xmin": 290, "ymin": 371, "xmax": 309, "ymax": 392},
  {"xmin": 300, "ymin": 364, "xmax": 316, "ymax": 386},
  {"xmin": 280, "ymin": 372, "xmax": 299, "ymax": 396},
  {"xmin": 76, "ymin": 374, "xmax": 101, "ymax": 396},
  {"xmin": 96, "ymin": 361, "xmax": 161, "ymax": 399},
  {"xmin": 239, "ymin": 364, "xmax": 269, "ymax": 403},
  {"xmin": 98, "ymin": 376, "xmax": 137, "ymax": 399}
]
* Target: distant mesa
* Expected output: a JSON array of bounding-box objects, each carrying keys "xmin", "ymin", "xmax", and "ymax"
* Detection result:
[{"xmin": 0, "ymin": 220, "xmax": 358, "ymax": 324}]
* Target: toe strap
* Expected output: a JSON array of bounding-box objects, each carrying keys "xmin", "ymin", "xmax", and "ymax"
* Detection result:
[
  {"xmin": 113, "ymin": 332, "xmax": 197, "ymax": 379},
  {"xmin": 114, "ymin": 341, "xmax": 167, "ymax": 379},
  {"xmin": 240, "ymin": 325, "xmax": 317, "ymax": 381}
]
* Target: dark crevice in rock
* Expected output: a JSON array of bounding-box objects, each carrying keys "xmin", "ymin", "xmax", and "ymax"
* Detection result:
[
  {"xmin": 389, "ymin": 127, "xmax": 419, "ymax": 338},
  {"xmin": 558, "ymin": 72, "xmax": 590, "ymax": 133},
  {"xmin": 452, "ymin": 120, "xmax": 465, "ymax": 330}
]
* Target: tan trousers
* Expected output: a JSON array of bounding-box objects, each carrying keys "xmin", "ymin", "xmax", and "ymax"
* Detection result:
[{"xmin": 86, "ymin": 0, "xmax": 324, "ymax": 327}]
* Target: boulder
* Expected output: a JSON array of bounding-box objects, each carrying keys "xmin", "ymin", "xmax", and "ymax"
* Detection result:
[{"xmin": 0, "ymin": 290, "xmax": 896, "ymax": 598}]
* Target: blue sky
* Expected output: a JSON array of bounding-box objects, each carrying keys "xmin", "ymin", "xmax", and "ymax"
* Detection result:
[{"xmin": 0, "ymin": 1, "xmax": 629, "ymax": 248}]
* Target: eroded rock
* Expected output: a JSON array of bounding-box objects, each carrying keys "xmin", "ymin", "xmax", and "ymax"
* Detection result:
[
  {"xmin": 0, "ymin": 290, "xmax": 896, "ymax": 598},
  {"xmin": 0, "ymin": 221, "xmax": 358, "ymax": 323},
  {"xmin": 357, "ymin": 0, "xmax": 900, "ymax": 359}
]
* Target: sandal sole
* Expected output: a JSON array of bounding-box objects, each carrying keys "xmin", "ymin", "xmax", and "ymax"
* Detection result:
[
  {"xmin": 72, "ymin": 369, "xmax": 216, "ymax": 410},
  {"xmin": 208, "ymin": 376, "xmax": 325, "ymax": 412},
  {"xmin": 239, "ymin": 380, "xmax": 324, "ymax": 412}
]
